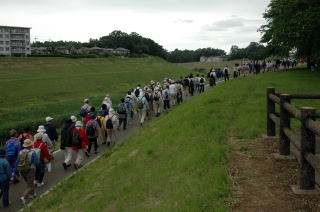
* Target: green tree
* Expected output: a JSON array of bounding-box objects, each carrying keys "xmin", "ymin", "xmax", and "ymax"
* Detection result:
[{"xmin": 260, "ymin": 0, "xmax": 320, "ymax": 67}]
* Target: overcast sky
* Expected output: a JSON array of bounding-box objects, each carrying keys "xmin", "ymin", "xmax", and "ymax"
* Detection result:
[{"xmin": 0, "ymin": 0, "xmax": 271, "ymax": 52}]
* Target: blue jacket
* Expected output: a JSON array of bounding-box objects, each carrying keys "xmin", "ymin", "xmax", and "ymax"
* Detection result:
[
  {"xmin": 16, "ymin": 148, "xmax": 41, "ymax": 168},
  {"xmin": 0, "ymin": 158, "xmax": 11, "ymax": 182}
]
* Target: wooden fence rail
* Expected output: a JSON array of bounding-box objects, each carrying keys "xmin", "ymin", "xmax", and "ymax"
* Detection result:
[{"xmin": 266, "ymin": 87, "xmax": 320, "ymax": 192}]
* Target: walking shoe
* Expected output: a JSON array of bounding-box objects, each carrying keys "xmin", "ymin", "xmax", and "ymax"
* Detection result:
[
  {"xmin": 37, "ymin": 182, "xmax": 44, "ymax": 187},
  {"xmin": 74, "ymin": 163, "xmax": 78, "ymax": 170},
  {"xmin": 62, "ymin": 162, "xmax": 67, "ymax": 170},
  {"xmin": 20, "ymin": 197, "xmax": 26, "ymax": 205},
  {"xmin": 33, "ymin": 180, "xmax": 38, "ymax": 184},
  {"xmin": 85, "ymin": 151, "xmax": 90, "ymax": 157}
]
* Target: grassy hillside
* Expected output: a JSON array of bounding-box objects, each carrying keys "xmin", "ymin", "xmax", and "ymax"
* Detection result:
[
  {"xmin": 25, "ymin": 68, "xmax": 320, "ymax": 211},
  {"xmin": 0, "ymin": 56, "xmax": 191, "ymax": 140},
  {"xmin": 176, "ymin": 59, "xmax": 244, "ymax": 71}
]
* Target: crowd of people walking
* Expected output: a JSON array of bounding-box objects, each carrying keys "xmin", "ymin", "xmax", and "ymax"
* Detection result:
[
  {"xmin": 0, "ymin": 59, "xmax": 299, "ymax": 208},
  {"xmin": 0, "ymin": 72, "xmax": 216, "ymax": 208}
]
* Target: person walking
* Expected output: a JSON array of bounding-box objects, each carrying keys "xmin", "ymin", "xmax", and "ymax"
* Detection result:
[
  {"xmin": 0, "ymin": 149, "xmax": 11, "ymax": 208},
  {"xmin": 162, "ymin": 85, "xmax": 170, "ymax": 110},
  {"xmin": 5, "ymin": 129, "xmax": 21, "ymax": 184},
  {"xmin": 189, "ymin": 75, "xmax": 195, "ymax": 96},
  {"xmin": 17, "ymin": 126, "xmax": 33, "ymax": 147},
  {"xmin": 117, "ymin": 98, "xmax": 127, "ymax": 130},
  {"xmin": 199, "ymin": 75, "xmax": 206, "ymax": 93},
  {"xmin": 124, "ymin": 91, "xmax": 134, "ymax": 123},
  {"xmin": 80, "ymin": 99, "xmax": 91, "ymax": 118},
  {"xmin": 153, "ymin": 87, "xmax": 162, "ymax": 116},
  {"xmin": 33, "ymin": 133, "xmax": 51, "ymax": 187},
  {"xmin": 36, "ymin": 125, "xmax": 54, "ymax": 153},
  {"xmin": 208, "ymin": 68, "xmax": 216, "ymax": 87},
  {"xmin": 60, "ymin": 119, "xmax": 73, "ymax": 170},
  {"xmin": 44, "ymin": 116, "xmax": 58, "ymax": 149},
  {"xmin": 71, "ymin": 121, "xmax": 89, "ymax": 169},
  {"xmin": 224, "ymin": 65, "xmax": 230, "ymax": 81},
  {"xmin": 85, "ymin": 114, "xmax": 100, "ymax": 156},
  {"xmin": 16, "ymin": 139, "xmax": 40, "ymax": 205},
  {"xmin": 105, "ymin": 108, "xmax": 118, "ymax": 146},
  {"xmin": 137, "ymin": 92, "xmax": 149, "ymax": 126},
  {"xmin": 169, "ymin": 81, "xmax": 177, "ymax": 106}
]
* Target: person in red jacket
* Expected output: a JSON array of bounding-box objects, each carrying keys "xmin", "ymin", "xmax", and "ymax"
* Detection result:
[
  {"xmin": 72, "ymin": 121, "xmax": 89, "ymax": 169},
  {"xmin": 33, "ymin": 133, "xmax": 51, "ymax": 187}
]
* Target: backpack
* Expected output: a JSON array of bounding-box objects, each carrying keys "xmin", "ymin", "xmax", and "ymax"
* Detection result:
[
  {"xmin": 6, "ymin": 143, "xmax": 18, "ymax": 157},
  {"xmin": 153, "ymin": 93, "xmax": 160, "ymax": 101},
  {"xmin": 189, "ymin": 79, "xmax": 194, "ymax": 85},
  {"xmin": 134, "ymin": 88, "xmax": 140, "ymax": 97},
  {"xmin": 79, "ymin": 109, "xmax": 88, "ymax": 118},
  {"xmin": 86, "ymin": 123, "xmax": 95, "ymax": 137},
  {"xmin": 184, "ymin": 79, "xmax": 189, "ymax": 86},
  {"xmin": 200, "ymin": 78, "xmax": 204, "ymax": 83},
  {"xmin": 137, "ymin": 98, "xmax": 144, "ymax": 109},
  {"xmin": 17, "ymin": 150, "xmax": 33, "ymax": 172},
  {"xmin": 72, "ymin": 130, "xmax": 82, "ymax": 147},
  {"xmin": 33, "ymin": 142, "xmax": 43, "ymax": 159},
  {"xmin": 106, "ymin": 116, "xmax": 114, "ymax": 129},
  {"xmin": 117, "ymin": 103, "xmax": 126, "ymax": 114},
  {"xmin": 164, "ymin": 91, "xmax": 169, "ymax": 100}
]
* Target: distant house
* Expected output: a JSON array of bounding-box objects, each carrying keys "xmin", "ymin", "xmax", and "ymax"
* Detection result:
[
  {"xmin": 56, "ymin": 46, "xmax": 70, "ymax": 55},
  {"xmin": 200, "ymin": 56, "xmax": 230, "ymax": 62},
  {"xmin": 31, "ymin": 47, "xmax": 49, "ymax": 55},
  {"xmin": 114, "ymin": 48, "xmax": 130, "ymax": 56}
]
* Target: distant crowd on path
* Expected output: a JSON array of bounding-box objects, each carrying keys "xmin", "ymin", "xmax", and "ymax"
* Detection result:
[{"xmin": 0, "ymin": 72, "xmax": 213, "ymax": 208}]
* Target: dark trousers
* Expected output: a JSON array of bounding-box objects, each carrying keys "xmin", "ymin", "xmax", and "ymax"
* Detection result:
[
  {"xmin": 118, "ymin": 117, "xmax": 127, "ymax": 129},
  {"xmin": 87, "ymin": 137, "xmax": 98, "ymax": 153},
  {"xmin": 224, "ymin": 74, "xmax": 229, "ymax": 81},
  {"xmin": 200, "ymin": 84, "xmax": 205, "ymax": 93},
  {"xmin": 0, "ymin": 179, "xmax": 9, "ymax": 207},
  {"xmin": 6, "ymin": 157, "xmax": 17, "ymax": 179},
  {"xmin": 189, "ymin": 85, "xmax": 194, "ymax": 96},
  {"xmin": 163, "ymin": 100, "xmax": 170, "ymax": 110},
  {"xmin": 35, "ymin": 160, "xmax": 45, "ymax": 183}
]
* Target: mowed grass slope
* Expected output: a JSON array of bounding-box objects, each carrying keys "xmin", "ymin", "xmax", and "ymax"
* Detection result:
[
  {"xmin": 25, "ymin": 68, "xmax": 320, "ymax": 211},
  {"xmin": 0, "ymin": 56, "xmax": 191, "ymax": 139}
]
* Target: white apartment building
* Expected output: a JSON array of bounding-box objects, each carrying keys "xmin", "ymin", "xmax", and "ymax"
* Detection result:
[{"xmin": 0, "ymin": 25, "xmax": 31, "ymax": 56}]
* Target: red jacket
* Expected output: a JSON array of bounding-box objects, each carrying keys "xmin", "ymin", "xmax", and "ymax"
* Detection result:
[
  {"xmin": 33, "ymin": 140, "xmax": 51, "ymax": 161},
  {"xmin": 71, "ymin": 128, "xmax": 89, "ymax": 150}
]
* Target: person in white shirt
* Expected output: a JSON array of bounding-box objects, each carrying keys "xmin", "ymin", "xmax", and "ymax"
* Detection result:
[{"xmin": 169, "ymin": 81, "xmax": 177, "ymax": 106}]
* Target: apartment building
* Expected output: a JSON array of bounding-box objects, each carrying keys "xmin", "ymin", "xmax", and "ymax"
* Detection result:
[{"xmin": 0, "ymin": 25, "xmax": 31, "ymax": 56}]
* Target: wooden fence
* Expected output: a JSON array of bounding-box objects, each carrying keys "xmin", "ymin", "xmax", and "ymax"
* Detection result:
[{"xmin": 266, "ymin": 87, "xmax": 320, "ymax": 191}]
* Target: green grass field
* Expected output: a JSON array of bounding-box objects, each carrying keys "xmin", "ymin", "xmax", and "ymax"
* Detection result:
[
  {"xmin": 176, "ymin": 59, "xmax": 244, "ymax": 71},
  {"xmin": 0, "ymin": 56, "xmax": 192, "ymax": 141},
  {"xmin": 24, "ymin": 68, "xmax": 320, "ymax": 211}
]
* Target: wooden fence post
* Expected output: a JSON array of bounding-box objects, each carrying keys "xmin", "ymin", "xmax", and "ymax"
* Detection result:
[
  {"xmin": 267, "ymin": 87, "xmax": 276, "ymax": 136},
  {"xmin": 279, "ymin": 94, "xmax": 291, "ymax": 155},
  {"xmin": 299, "ymin": 107, "xmax": 316, "ymax": 190}
]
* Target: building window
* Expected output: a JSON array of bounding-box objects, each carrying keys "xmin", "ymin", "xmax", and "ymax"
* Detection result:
[
  {"xmin": 0, "ymin": 34, "xmax": 3, "ymax": 38},
  {"xmin": 0, "ymin": 29, "xmax": 2, "ymax": 32},
  {"xmin": 6, "ymin": 47, "xmax": 9, "ymax": 51},
  {"xmin": 4, "ymin": 29, "xmax": 9, "ymax": 33},
  {"xmin": 0, "ymin": 41, "xmax": 3, "ymax": 45},
  {"xmin": 5, "ymin": 41, "xmax": 9, "ymax": 45},
  {"xmin": 0, "ymin": 47, "xmax": 4, "ymax": 51},
  {"xmin": 5, "ymin": 34, "xmax": 9, "ymax": 38}
]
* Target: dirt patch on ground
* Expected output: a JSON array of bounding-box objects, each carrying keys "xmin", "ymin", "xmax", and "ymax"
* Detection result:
[{"xmin": 229, "ymin": 137, "xmax": 320, "ymax": 212}]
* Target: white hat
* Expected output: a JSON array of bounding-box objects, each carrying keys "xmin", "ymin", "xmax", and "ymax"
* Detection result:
[
  {"xmin": 84, "ymin": 98, "xmax": 89, "ymax": 103},
  {"xmin": 75, "ymin": 121, "xmax": 83, "ymax": 127},
  {"xmin": 105, "ymin": 94, "xmax": 111, "ymax": 98},
  {"xmin": 37, "ymin": 125, "xmax": 46, "ymax": 133},
  {"xmin": 70, "ymin": 115, "xmax": 77, "ymax": 123},
  {"xmin": 45, "ymin": 116, "xmax": 53, "ymax": 122},
  {"xmin": 23, "ymin": 139, "xmax": 33, "ymax": 148},
  {"xmin": 34, "ymin": 133, "xmax": 43, "ymax": 141}
]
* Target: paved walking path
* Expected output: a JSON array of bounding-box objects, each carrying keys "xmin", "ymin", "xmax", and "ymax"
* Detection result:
[{"xmin": 4, "ymin": 80, "xmax": 227, "ymax": 212}]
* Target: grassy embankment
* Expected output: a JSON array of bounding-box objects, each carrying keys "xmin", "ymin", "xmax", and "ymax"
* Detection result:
[
  {"xmin": 25, "ymin": 68, "xmax": 320, "ymax": 211},
  {"xmin": 0, "ymin": 56, "xmax": 191, "ymax": 141},
  {"xmin": 176, "ymin": 59, "xmax": 244, "ymax": 71}
]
